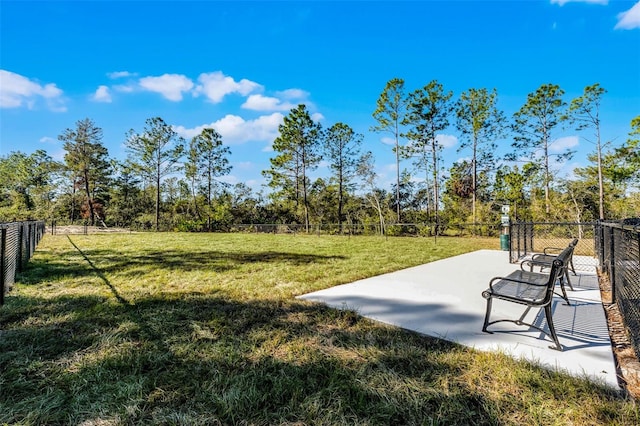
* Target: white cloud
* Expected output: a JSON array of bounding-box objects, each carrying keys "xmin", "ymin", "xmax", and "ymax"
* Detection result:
[
  {"xmin": 615, "ymin": 1, "xmax": 640, "ymax": 29},
  {"xmin": 92, "ymin": 85, "xmax": 112, "ymax": 103},
  {"xmin": 0, "ymin": 69, "xmax": 66, "ymax": 111},
  {"xmin": 241, "ymin": 94, "xmax": 295, "ymax": 111},
  {"xmin": 194, "ymin": 71, "xmax": 262, "ymax": 103},
  {"xmin": 245, "ymin": 178, "xmax": 263, "ymax": 188},
  {"xmin": 39, "ymin": 136, "xmax": 57, "ymax": 144},
  {"xmin": 456, "ymin": 156, "xmax": 472, "ymax": 164},
  {"xmin": 551, "ymin": 135, "xmax": 579, "ymax": 152},
  {"xmin": 234, "ymin": 161, "xmax": 255, "ymax": 170},
  {"xmin": 49, "ymin": 149, "xmax": 66, "ymax": 161},
  {"xmin": 276, "ymin": 88, "xmax": 309, "ymax": 99},
  {"xmin": 113, "ymin": 84, "xmax": 135, "ymax": 93},
  {"xmin": 436, "ymin": 134, "xmax": 458, "ymax": 149},
  {"xmin": 380, "ymin": 137, "xmax": 396, "ymax": 146},
  {"xmin": 382, "ymin": 162, "xmax": 397, "ymax": 173},
  {"xmin": 550, "ymin": 0, "xmax": 608, "ymax": 5},
  {"xmin": 139, "ymin": 74, "xmax": 194, "ymax": 101},
  {"xmin": 108, "ymin": 71, "xmax": 136, "ymax": 79},
  {"xmin": 218, "ymin": 175, "xmax": 239, "ymax": 185},
  {"xmin": 311, "ymin": 112, "xmax": 324, "ymax": 122},
  {"xmin": 173, "ymin": 112, "xmax": 284, "ymax": 144}
]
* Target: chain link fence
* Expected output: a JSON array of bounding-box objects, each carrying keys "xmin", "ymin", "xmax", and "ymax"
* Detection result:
[
  {"xmin": 1, "ymin": 221, "xmax": 46, "ymax": 305},
  {"xmin": 597, "ymin": 219, "xmax": 640, "ymax": 358},
  {"xmin": 509, "ymin": 222, "xmax": 598, "ymax": 271},
  {"xmin": 47, "ymin": 221, "xmax": 502, "ymax": 238}
]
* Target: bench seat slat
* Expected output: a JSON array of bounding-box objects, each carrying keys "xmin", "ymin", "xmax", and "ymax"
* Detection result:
[{"xmin": 489, "ymin": 270, "xmax": 551, "ymax": 304}]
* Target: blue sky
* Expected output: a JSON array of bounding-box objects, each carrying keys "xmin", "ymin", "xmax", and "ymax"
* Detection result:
[{"xmin": 1, "ymin": 0, "xmax": 639, "ymax": 191}]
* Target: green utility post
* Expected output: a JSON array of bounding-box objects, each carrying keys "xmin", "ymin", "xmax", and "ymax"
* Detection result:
[{"xmin": 500, "ymin": 205, "xmax": 510, "ymax": 251}]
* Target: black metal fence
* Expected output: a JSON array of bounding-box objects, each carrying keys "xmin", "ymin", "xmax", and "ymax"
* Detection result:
[
  {"xmin": 509, "ymin": 221, "xmax": 598, "ymax": 270},
  {"xmin": 596, "ymin": 220, "xmax": 640, "ymax": 356},
  {"xmin": 1, "ymin": 221, "xmax": 46, "ymax": 305},
  {"xmin": 47, "ymin": 221, "xmax": 503, "ymax": 238}
]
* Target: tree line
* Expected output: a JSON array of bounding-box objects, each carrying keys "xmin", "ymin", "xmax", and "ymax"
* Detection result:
[{"xmin": 1, "ymin": 80, "xmax": 638, "ymax": 233}]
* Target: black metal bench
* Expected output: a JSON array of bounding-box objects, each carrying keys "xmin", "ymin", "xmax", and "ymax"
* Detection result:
[
  {"xmin": 481, "ymin": 245, "xmax": 573, "ymax": 351},
  {"xmin": 521, "ymin": 238, "xmax": 578, "ymax": 294}
]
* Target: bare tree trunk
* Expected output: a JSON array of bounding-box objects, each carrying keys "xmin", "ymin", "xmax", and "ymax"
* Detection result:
[
  {"xmin": 472, "ymin": 135, "xmax": 477, "ymax": 227},
  {"xmin": 597, "ymin": 137, "xmax": 605, "ymax": 220},
  {"xmin": 83, "ymin": 169, "xmax": 95, "ymax": 226},
  {"xmin": 155, "ymin": 163, "xmax": 161, "ymax": 232}
]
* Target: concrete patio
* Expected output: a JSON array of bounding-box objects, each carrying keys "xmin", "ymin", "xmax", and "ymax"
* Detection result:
[{"xmin": 298, "ymin": 249, "xmax": 619, "ymax": 389}]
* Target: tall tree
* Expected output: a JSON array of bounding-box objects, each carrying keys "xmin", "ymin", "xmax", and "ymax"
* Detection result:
[
  {"xmin": 263, "ymin": 104, "xmax": 322, "ymax": 232},
  {"xmin": 615, "ymin": 115, "xmax": 640, "ymax": 186},
  {"xmin": 108, "ymin": 160, "xmax": 144, "ymax": 227},
  {"xmin": 0, "ymin": 150, "xmax": 59, "ymax": 221},
  {"xmin": 566, "ymin": 83, "xmax": 607, "ymax": 219},
  {"xmin": 455, "ymin": 88, "xmax": 505, "ymax": 225},
  {"xmin": 403, "ymin": 80, "xmax": 453, "ymax": 233},
  {"xmin": 323, "ymin": 122, "xmax": 363, "ymax": 230},
  {"xmin": 493, "ymin": 164, "xmax": 537, "ymax": 221},
  {"xmin": 510, "ymin": 83, "xmax": 572, "ymax": 218},
  {"xmin": 125, "ymin": 117, "xmax": 185, "ymax": 231},
  {"xmin": 186, "ymin": 128, "xmax": 232, "ymax": 230},
  {"xmin": 356, "ymin": 151, "xmax": 386, "ymax": 236},
  {"xmin": 371, "ymin": 78, "xmax": 407, "ymax": 222},
  {"xmin": 58, "ymin": 118, "xmax": 111, "ymax": 225}
]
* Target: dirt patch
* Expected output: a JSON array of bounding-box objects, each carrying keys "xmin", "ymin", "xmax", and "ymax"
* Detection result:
[{"xmin": 598, "ymin": 269, "xmax": 640, "ymax": 398}]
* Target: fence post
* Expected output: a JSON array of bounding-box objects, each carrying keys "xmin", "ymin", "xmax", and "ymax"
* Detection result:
[
  {"xmin": 17, "ymin": 223, "xmax": 24, "ymax": 273},
  {"xmin": 609, "ymin": 227, "xmax": 617, "ymax": 304},
  {"xmin": 1, "ymin": 228, "xmax": 6, "ymax": 306}
]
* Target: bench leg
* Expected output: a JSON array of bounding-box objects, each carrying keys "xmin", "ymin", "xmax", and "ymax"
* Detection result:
[
  {"xmin": 558, "ymin": 276, "xmax": 571, "ymax": 306},
  {"xmin": 564, "ymin": 269, "xmax": 574, "ymax": 291},
  {"xmin": 482, "ymin": 297, "xmax": 493, "ymax": 333},
  {"xmin": 544, "ymin": 304, "xmax": 563, "ymax": 351}
]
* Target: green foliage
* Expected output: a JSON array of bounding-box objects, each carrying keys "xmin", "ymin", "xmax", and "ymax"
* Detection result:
[
  {"xmin": 372, "ymin": 78, "xmax": 407, "ymax": 222},
  {"xmin": 263, "ymin": 104, "xmax": 322, "ymax": 232},
  {"xmin": 0, "ymin": 150, "xmax": 60, "ymax": 221},
  {"xmin": 4, "ymin": 83, "xmax": 639, "ymax": 228},
  {"xmin": 455, "ymin": 88, "xmax": 506, "ymax": 223},
  {"xmin": 58, "ymin": 118, "xmax": 112, "ymax": 225},
  {"xmin": 566, "ymin": 83, "xmax": 608, "ymax": 219},
  {"xmin": 324, "ymin": 122, "xmax": 363, "ymax": 227},
  {"xmin": 186, "ymin": 128, "xmax": 232, "ymax": 230},
  {"xmin": 403, "ymin": 80, "xmax": 454, "ymax": 231},
  {"xmin": 125, "ymin": 117, "xmax": 185, "ymax": 231},
  {"xmin": 614, "ymin": 115, "xmax": 640, "ymax": 186},
  {"xmin": 511, "ymin": 83, "xmax": 571, "ymax": 219}
]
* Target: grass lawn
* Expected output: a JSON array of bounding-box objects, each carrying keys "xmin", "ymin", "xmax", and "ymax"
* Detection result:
[{"xmin": 1, "ymin": 232, "xmax": 637, "ymax": 425}]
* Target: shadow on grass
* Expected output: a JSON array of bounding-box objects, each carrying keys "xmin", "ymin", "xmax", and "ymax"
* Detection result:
[
  {"xmin": 1, "ymin": 289, "xmax": 632, "ymax": 425},
  {"xmin": 1, "ymin": 289, "xmax": 497, "ymax": 425},
  {"xmin": 2, "ymin": 237, "xmax": 634, "ymax": 424}
]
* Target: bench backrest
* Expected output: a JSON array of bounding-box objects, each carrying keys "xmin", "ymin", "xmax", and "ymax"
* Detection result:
[{"xmin": 542, "ymin": 245, "xmax": 573, "ymax": 302}]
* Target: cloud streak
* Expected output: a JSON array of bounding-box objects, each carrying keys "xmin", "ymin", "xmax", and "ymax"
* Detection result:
[
  {"xmin": 139, "ymin": 74, "xmax": 195, "ymax": 101},
  {"xmin": 0, "ymin": 70, "xmax": 66, "ymax": 111},
  {"xmin": 241, "ymin": 94, "xmax": 295, "ymax": 112},
  {"xmin": 615, "ymin": 1, "xmax": 640, "ymax": 29},
  {"xmin": 92, "ymin": 85, "xmax": 112, "ymax": 103},
  {"xmin": 173, "ymin": 112, "xmax": 284, "ymax": 144},
  {"xmin": 194, "ymin": 71, "xmax": 262, "ymax": 103}
]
